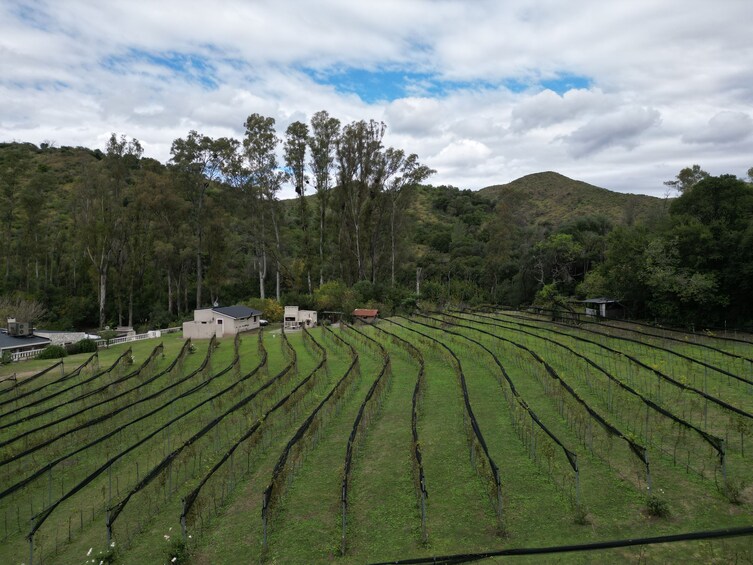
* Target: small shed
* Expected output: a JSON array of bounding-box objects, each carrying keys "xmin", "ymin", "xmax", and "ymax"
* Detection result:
[
  {"xmin": 581, "ymin": 298, "xmax": 625, "ymax": 319},
  {"xmin": 283, "ymin": 306, "xmax": 318, "ymax": 330},
  {"xmin": 183, "ymin": 305, "xmax": 262, "ymax": 339},
  {"xmin": 352, "ymin": 308, "xmax": 379, "ymax": 324}
]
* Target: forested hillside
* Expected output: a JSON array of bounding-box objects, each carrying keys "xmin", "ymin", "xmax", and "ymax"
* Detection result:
[{"xmin": 2, "ymin": 119, "xmax": 753, "ymax": 332}]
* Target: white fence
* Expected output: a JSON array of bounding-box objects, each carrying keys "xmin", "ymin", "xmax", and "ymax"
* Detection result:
[
  {"xmin": 10, "ymin": 349, "xmax": 43, "ymax": 362},
  {"xmin": 10, "ymin": 327, "xmax": 182, "ymax": 362}
]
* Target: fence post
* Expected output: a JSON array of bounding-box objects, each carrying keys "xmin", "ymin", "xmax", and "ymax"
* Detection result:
[
  {"xmin": 420, "ymin": 491, "xmax": 427, "ymax": 543},
  {"xmin": 341, "ymin": 494, "xmax": 347, "ymax": 556},
  {"xmin": 261, "ymin": 493, "xmax": 269, "ymax": 550},
  {"xmin": 181, "ymin": 499, "xmax": 187, "ymax": 544}
]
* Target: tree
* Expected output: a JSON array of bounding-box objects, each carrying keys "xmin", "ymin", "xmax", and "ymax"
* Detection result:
[
  {"xmin": 308, "ymin": 111, "xmax": 341, "ymax": 285},
  {"xmin": 640, "ymin": 236, "xmax": 724, "ymax": 321},
  {"xmin": 170, "ymin": 131, "xmax": 232, "ymax": 309},
  {"xmin": 76, "ymin": 134, "xmax": 142, "ymax": 328},
  {"xmin": 0, "ymin": 145, "xmax": 32, "ymax": 282},
  {"xmin": 284, "ymin": 120, "xmax": 312, "ymax": 292},
  {"xmin": 0, "ymin": 295, "xmax": 47, "ymax": 323},
  {"xmin": 243, "ymin": 113, "xmax": 284, "ymax": 300},
  {"xmin": 663, "ymin": 164, "xmax": 709, "ymax": 194},
  {"xmin": 531, "ymin": 233, "xmax": 584, "ymax": 293},
  {"xmin": 382, "ymin": 149, "xmax": 434, "ymax": 285},
  {"xmin": 335, "ymin": 120, "xmax": 388, "ymax": 283}
]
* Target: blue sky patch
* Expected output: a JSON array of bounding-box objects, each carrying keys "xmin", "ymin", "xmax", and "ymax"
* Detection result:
[
  {"xmin": 541, "ymin": 73, "xmax": 591, "ymax": 94},
  {"xmin": 101, "ymin": 49, "xmax": 219, "ymax": 89},
  {"xmin": 302, "ymin": 67, "xmax": 505, "ymax": 102},
  {"xmin": 11, "ymin": 2, "xmax": 54, "ymax": 32},
  {"xmin": 302, "ymin": 66, "xmax": 591, "ymax": 102}
]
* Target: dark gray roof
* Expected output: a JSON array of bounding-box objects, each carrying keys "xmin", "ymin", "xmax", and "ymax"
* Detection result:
[
  {"xmin": 212, "ymin": 305, "xmax": 262, "ymax": 319},
  {"xmin": 0, "ymin": 332, "xmax": 51, "ymax": 351}
]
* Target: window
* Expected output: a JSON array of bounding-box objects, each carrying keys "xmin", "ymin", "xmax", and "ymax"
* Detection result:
[{"xmin": 217, "ymin": 319, "xmax": 223, "ymax": 325}]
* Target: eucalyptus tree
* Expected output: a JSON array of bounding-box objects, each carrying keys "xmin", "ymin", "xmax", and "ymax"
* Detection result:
[
  {"xmin": 335, "ymin": 119, "xmax": 387, "ymax": 283},
  {"xmin": 284, "ymin": 120, "xmax": 311, "ymax": 292},
  {"xmin": 170, "ymin": 131, "xmax": 234, "ymax": 309},
  {"xmin": 77, "ymin": 134, "xmax": 142, "ymax": 328},
  {"xmin": 0, "ymin": 144, "xmax": 31, "ymax": 282},
  {"xmin": 663, "ymin": 164, "xmax": 709, "ymax": 194},
  {"xmin": 308, "ymin": 111, "xmax": 340, "ymax": 285},
  {"xmin": 382, "ymin": 148, "xmax": 434, "ymax": 285},
  {"xmin": 243, "ymin": 113, "xmax": 285, "ymax": 300}
]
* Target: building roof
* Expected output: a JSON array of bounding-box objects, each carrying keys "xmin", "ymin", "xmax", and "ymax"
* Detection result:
[
  {"xmin": 0, "ymin": 332, "xmax": 50, "ymax": 352},
  {"xmin": 580, "ymin": 298, "xmax": 620, "ymax": 304},
  {"xmin": 212, "ymin": 305, "xmax": 262, "ymax": 319},
  {"xmin": 353, "ymin": 308, "xmax": 379, "ymax": 317}
]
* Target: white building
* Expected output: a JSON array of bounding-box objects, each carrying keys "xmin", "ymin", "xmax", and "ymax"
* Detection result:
[
  {"xmin": 183, "ymin": 305, "xmax": 262, "ymax": 339},
  {"xmin": 283, "ymin": 306, "xmax": 318, "ymax": 330}
]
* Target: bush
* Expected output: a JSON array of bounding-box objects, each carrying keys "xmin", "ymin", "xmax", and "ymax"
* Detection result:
[
  {"xmin": 98, "ymin": 330, "xmax": 118, "ymax": 342},
  {"xmin": 167, "ymin": 538, "xmax": 189, "ymax": 564},
  {"xmin": 65, "ymin": 338, "xmax": 98, "ymax": 355},
  {"xmin": 573, "ymin": 503, "xmax": 591, "ymax": 525},
  {"xmin": 646, "ymin": 494, "xmax": 670, "ymax": 518},
  {"xmin": 722, "ymin": 479, "xmax": 746, "ymax": 504},
  {"xmin": 1, "ymin": 350, "xmax": 12, "ymax": 365},
  {"xmin": 243, "ymin": 298, "xmax": 284, "ymax": 322},
  {"xmin": 37, "ymin": 345, "xmax": 68, "ymax": 359},
  {"xmin": 77, "ymin": 338, "xmax": 97, "ymax": 354}
]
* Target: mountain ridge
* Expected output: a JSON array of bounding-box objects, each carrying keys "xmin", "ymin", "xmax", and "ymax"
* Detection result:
[{"xmin": 477, "ymin": 171, "xmax": 665, "ymax": 226}]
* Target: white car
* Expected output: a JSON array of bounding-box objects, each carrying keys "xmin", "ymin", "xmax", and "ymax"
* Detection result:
[{"xmin": 259, "ymin": 319, "xmax": 269, "ymax": 326}]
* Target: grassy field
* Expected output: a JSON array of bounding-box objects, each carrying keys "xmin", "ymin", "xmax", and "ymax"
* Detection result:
[{"xmin": 0, "ymin": 315, "xmax": 752, "ymax": 564}]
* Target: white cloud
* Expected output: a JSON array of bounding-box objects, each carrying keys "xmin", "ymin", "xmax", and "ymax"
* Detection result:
[
  {"xmin": 1, "ymin": 0, "xmax": 753, "ymax": 198},
  {"xmin": 683, "ymin": 111, "xmax": 753, "ymax": 145},
  {"xmin": 510, "ymin": 89, "xmax": 616, "ymax": 132},
  {"xmin": 563, "ymin": 107, "xmax": 662, "ymax": 158},
  {"xmin": 433, "ymin": 139, "xmax": 492, "ymax": 168}
]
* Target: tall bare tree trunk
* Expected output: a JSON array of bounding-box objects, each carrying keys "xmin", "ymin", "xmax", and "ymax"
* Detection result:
[
  {"xmin": 391, "ymin": 204, "xmax": 397, "ymax": 286},
  {"xmin": 128, "ymin": 274, "xmax": 133, "ymax": 328},
  {"xmin": 167, "ymin": 270, "xmax": 173, "ymax": 315},
  {"xmin": 99, "ymin": 270, "xmax": 107, "ymax": 329},
  {"xmin": 319, "ymin": 208, "xmax": 325, "ymax": 286},
  {"xmin": 195, "ymin": 244, "xmax": 202, "ymax": 308},
  {"xmin": 271, "ymin": 203, "xmax": 282, "ymax": 301},
  {"xmin": 258, "ymin": 249, "xmax": 266, "ymax": 300}
]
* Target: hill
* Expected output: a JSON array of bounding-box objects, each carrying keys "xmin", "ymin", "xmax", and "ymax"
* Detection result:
[{"xmin": 478, "ymin": 171, "xmax": 665, "ymax": 227}]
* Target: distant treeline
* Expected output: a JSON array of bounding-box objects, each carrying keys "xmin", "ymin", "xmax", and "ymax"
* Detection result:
[{"xmin": 1, "ymin": 126, "xmax": 752, "ymax": 330}]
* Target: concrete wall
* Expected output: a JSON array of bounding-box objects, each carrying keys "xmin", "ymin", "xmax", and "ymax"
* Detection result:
[
  {"xmin": 232, "ymin": 316, "xmax": 259, "ymax": 334},
  {"xmin": 182, "ymin": 320, "xmax": 219, "ymax": 339},
  {"xmin": 194, "ymin": 309, "xmax": 215, "ymax": 323},
  {"xmin": 299, "ymin": 310, "xmax": 317, "ymax": 327},
  {"xmin": 284, "ymin": 306, "xmax": 299, "ymax": 330},
  {"xmin": 283, "ymin": 307, "xmax": 317, "ymax": 329}
]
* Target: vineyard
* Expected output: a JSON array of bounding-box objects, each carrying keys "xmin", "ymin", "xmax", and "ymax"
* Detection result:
[{"xmin": 0, "ymin": 310, "xmax": 752, "ymax": 564}]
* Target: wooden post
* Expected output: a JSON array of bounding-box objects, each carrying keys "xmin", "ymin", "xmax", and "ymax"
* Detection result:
[{"xmin": 181, "ymin": 499, "xmax": 187, "ymax": 544}]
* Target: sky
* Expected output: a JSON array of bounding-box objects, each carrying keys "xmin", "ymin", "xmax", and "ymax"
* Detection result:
[{"xmin": 2, "ymin": 0, "xmax": 752, "ymax": 199}]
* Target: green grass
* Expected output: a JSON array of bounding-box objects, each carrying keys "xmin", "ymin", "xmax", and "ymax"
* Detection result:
[{"xmin": 0, "ymin": 322, "xmax": 751, "ymax": 564}]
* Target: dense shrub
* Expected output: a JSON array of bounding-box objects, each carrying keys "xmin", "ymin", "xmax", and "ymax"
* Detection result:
[
  {"xmin": 37, "ymin": 345, "xmax": 68, "ymax": 359},
  {"xmin": 243, "ymin": 297, "xmax": 284, "ymax": 322},
  {"xmin": 66, "ymin": 338, "xmax": 97, "ymax": 355},
  {"xmin": 646, "ymin": 494, "xmax": 670, "ymax": 518},
  {"xmin": 1, "ymin": 350, "xmax": 11, "ymax": 365},
  {"xmin": 98, "ymin": 330, "xmax": 118, "ymax": 342}
]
